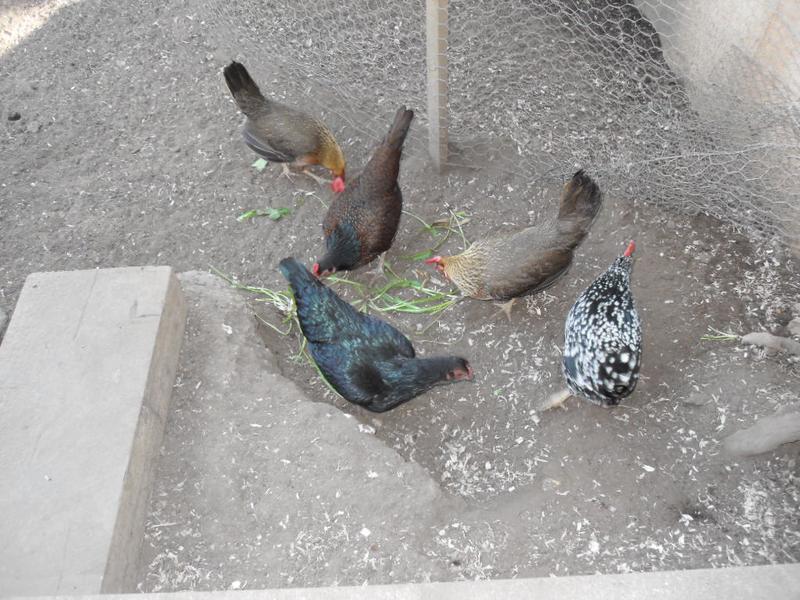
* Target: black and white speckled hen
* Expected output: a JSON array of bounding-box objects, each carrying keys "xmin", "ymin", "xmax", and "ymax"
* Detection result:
[
  {"xmin": 560, "ymin": 240, "xmax": 642, "ymax": 407},
  {"xmin": 279, "ymin": 257, "xmax": 472, "ymax": 412}
]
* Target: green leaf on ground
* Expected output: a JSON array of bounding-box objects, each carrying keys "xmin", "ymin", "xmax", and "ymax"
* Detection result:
[
  {"xmin": 251, "ymin": 158, "xmax": 268, "ymax": 171},
  {"xmin": 237, "ymin": 207, "xmax": 292, "ymax": 222},
  {"xmin": 264, "ymin": 206, "xmax": 291, "ymax": 220},
  {"xmin": 406, "ymin": 249, "xmax": 433, "ymax": 261}
]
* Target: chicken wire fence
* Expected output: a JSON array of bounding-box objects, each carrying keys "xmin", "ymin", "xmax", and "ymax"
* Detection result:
[{"xmin": 202, "ymin": 0, "xmax": 800, "ymax": 251}]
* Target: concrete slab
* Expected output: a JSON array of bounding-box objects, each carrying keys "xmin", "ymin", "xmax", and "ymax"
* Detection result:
[
  {"xmin": 5, "ymin": 564, "xmax": 799, "ymax": 600},
  {"xmin": 0, "ymin": 306, "xmax": 8, "ymax": 340},
  {"xmin": 0, "ymin": 267, "xmax": 186, "ymax": 596}
]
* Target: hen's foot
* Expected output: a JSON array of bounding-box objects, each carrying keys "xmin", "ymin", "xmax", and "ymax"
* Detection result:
[
  {"xmin": 300, "ymin": 167, "xmax": 331, "ymax": 186},
  {"xmin": 537, "ymin": 389, "xmax": 572, "ymax": 411},
  {"xmin": 492, "ymin": 298, "xmax": 517, "ymax": 322},
  {"xmin": 279, "ymin": 163, "xmax": 296, "ymax": 183},
  {"xmin": 366, "ymin": 254, "xmax": 387, "ymax": 286}
]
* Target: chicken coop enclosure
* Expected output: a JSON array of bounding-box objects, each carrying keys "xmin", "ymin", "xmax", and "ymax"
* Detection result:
[
  {"xmin": 3, "ymin": 0, "xmax": 800, "ymax": 591},
  {"xmin": 203, "ymin": 0, "xmax": 800, "ymax": 252}
]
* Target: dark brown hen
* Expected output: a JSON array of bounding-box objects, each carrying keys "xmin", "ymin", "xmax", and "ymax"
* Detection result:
[{"xmin": 313, "ymin": 107, "xmax": 414, "ymax": 276}]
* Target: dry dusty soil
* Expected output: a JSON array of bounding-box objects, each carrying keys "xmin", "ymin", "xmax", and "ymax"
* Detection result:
[{"xmin": 1, "ymin": 0, "xmax": 798, "ymax": 592}]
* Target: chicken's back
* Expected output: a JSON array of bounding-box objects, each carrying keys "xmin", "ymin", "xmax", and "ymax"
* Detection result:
[
  {"xmin": 245, "ymin": 104, "xmax": 329, "ymax": 162},
  {"xmin": 480, "ymin": 171, "xmax": 603, "ymax": 300},
  {"xmin": 224, "ymin": 61, "xmax": 329, "ymax": 163},
  {"xmin": 279, "ymin": 257, "xmax": 416, "ymax": 404},
  {"xmin": 480, "ymin": 225, "xmax": 575, "ymax": 300}
]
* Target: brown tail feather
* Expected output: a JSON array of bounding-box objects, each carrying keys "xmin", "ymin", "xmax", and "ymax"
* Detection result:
[
  {"xmin": 223, "ymin": 61, "xmax": 268, "ymax": 116},
  {"xmin": 557, "ymin": 170, "xmax": 603, "ymax": 236},
  {"xmin": 384, "ymin": 106, "xmax": 414, "ymax": 151}
]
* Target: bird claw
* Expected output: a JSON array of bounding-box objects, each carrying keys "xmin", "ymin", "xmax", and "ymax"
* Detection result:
[
  {"xmin": 538, "ymin": 389, "xmax": 572, "ymax": 411},
  {"xmin": 301, "ymin": 168, "xmax": 332, "ymax": 186},
  {"xmin": 492, "ymin": 298, "xmax": 517, "ymax": 322},
  {"xmin": 280, "ymin": 163, "xmax": 296, "ymax": 182},
  {"xmin": 367, "ymin": 254, "xmax": 387, "ymax": 286}
]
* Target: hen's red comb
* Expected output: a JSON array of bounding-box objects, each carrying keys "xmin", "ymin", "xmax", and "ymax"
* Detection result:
[
  {"xmin": 312, "ymin": 262, "xmax": 321, "ymax": 276},
  {"xmin": 424, "ymin": 256, "xmax": 442, "ymax": 264},
  {"xmin": 331, "ymin": 177, "xmax": 345, "ymax": 194},
  {"xmin": 623, "ymin": 240, "xmax": 636, "ymax": 258}
]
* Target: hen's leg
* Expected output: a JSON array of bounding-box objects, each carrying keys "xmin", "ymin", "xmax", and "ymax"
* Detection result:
[
  {"xmin": 492, "ymin": 298, "xmax": 516, "ymax": 322},
  {"xmin": 289, "ymin": 156, "xmax": 331, "ymax": 186},
  {"xmin": 279, "ymin": 163, "xmax": 296, "ymax": 182},
  {"xmin": 364, "ymin": 254, "xmax": 387, "ymax": 287},
  {"xmin": 300, "ymin": 167, "xmax": 331, "ymax": 186},
  {"xmin": 537, "ymin": 388, "xmax": 572, "ymax": 411}
]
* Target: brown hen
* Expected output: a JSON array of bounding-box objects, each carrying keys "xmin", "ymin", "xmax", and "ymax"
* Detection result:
[
  {"xmin": 223, "ymin": 61, "xmax": 346, "ymax": 192},
  {"xmin": 426, "ymin": 170, "xmax": 602, "ymax": 317},
  {"xmin": 313, "ymin": 106, "xmax": 414, "ymax": 276}
]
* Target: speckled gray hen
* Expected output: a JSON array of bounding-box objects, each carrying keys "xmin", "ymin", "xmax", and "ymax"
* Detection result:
[{"xmin": 562, "ymin": 241, "xmax": 642, "ymax": 406}]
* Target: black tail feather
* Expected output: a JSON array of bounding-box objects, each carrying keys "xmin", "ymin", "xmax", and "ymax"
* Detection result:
[
  {"xmin": 384, "ymin": 106, "xmax": 414, "ymax": 151},
  {"xmin": 223, "ymin": 61, "xmax": 267, "ymax": 115},
  {"xmin": 557, "ymin": 169, "xmax": 603, "ymax": 225},
  {"xmin": 278, "ymin": 257, "xmax": 318, "ymax": 292}
]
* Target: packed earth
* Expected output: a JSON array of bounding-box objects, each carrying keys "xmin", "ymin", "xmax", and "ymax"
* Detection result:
[{"xmin": 1, "ymin": 0, "xmax": 798, "ymax": 592}]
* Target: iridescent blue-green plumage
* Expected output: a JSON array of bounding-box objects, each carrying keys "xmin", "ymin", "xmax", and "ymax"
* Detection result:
[{"xmin": 279, "ymin": 257, "xmax": 472, "ymax": 412}]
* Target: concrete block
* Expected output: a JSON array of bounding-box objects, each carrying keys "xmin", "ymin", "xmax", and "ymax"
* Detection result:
[
  {"xmin": 5, "ymin": 564, "xmax": 800, "ymax": 600},
  {"xmin": 0, "ymin": 266, "xmax": 186, "ymax": 596}
]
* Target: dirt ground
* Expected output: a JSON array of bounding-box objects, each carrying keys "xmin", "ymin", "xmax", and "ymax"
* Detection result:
[{"xmin": 1, "ymin": 0, "xmax": 798, "ymax": 592}]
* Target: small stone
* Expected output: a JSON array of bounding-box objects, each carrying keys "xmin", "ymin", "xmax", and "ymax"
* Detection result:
[
  {"xmin": 694, "ymin": 251, "xmax": 711, "ymax": 264},
  {"xmin": 742, "ymin": 331, "xmax": 800, "ymax": 356},
  {"xmin": 542, "ymin": 477, "xmax": 560, "ymax": 491},
  {"xmin": 26, "ymin": 120, "xmax": 42, "ymax": 133},
  {"xmin": 723, "ymin": 412, "xmax": 800, "ymax": 457},
  {"xmin": 8, "ymin": 111, "xmax": 21, "ymax": 121},
  {"xmin": 588, "ymin": 536, "xmax": 600, "ymax": 554},
  {"xmin": 788, "ymin": 318, "xmax": 800, "ymax": 337}
]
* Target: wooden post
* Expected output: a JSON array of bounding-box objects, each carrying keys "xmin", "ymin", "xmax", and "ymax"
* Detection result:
[{"xmin": 426, "ymin": 0, "xmax": 448, "ymax": 172}]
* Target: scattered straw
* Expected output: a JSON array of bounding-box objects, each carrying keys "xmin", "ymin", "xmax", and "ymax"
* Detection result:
[
  {"xmin": 701, "ymin": 327, "xmax": 740, "ymax": 342},
  {"xmin": 402, "ymin": 208, "xmax": 471, "ymax": 260},
  {"xmin": 328, "ymin": 262, "xmax": 458, "ymax": 316}
]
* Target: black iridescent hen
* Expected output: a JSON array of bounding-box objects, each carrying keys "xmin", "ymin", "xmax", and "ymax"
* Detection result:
[
  {"xmin": 562, "ymin": 241, "xmax": 642, "ymax": 406},
  {"xmin": 279, "ymin": 257, "xmax": 472, "ymax": 412}
]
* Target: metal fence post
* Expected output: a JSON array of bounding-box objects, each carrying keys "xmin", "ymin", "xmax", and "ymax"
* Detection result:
[{"xmin": 426, "ymin": 0, "xmax": 448, "ymax": 172}]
